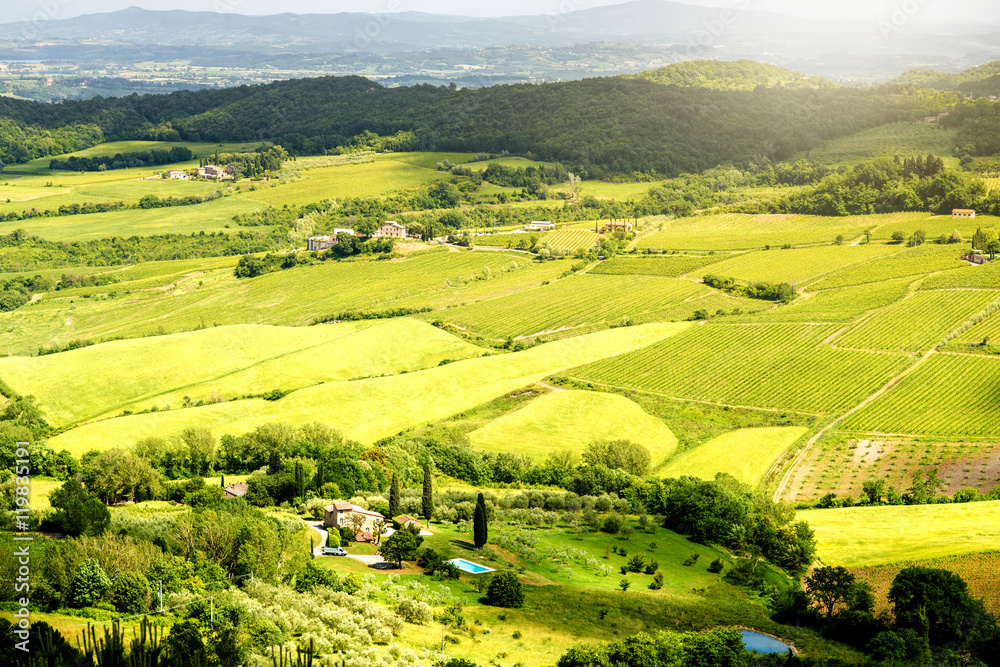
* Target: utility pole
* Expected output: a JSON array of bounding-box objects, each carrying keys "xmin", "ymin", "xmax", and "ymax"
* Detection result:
[{"xmin": 158, "ymin": 580, "xmax": 163, "ymax": 613}]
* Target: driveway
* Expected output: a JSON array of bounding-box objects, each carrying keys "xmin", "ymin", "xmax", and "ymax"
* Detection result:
[{"xmin": 307, "ymin": 521, "xmax": 328, "ymax": 555}]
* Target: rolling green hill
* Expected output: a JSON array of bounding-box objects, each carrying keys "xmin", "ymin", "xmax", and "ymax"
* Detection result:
[{"xmin": 623, "ymin": 59, "xmax": 827, "ymax": 91}]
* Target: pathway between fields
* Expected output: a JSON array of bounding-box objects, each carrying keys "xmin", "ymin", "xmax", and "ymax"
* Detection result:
[{"xmin": 772, "ymin": 346, "xmax": 938, "ymax": 502}]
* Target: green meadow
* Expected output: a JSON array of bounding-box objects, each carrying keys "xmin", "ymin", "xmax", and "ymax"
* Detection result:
[
  {"xmin": 468, "ymin": 389, "xmax": 678, "ymax": 465},
  {"xmin": 659, "ymin": 426, "xmax": 808, "ymax": 486}
]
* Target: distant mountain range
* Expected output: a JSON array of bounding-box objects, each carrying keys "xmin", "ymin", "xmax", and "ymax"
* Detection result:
[{"xmin": 0, "ymin": 1, "xmax": 997, "ymax": 62}]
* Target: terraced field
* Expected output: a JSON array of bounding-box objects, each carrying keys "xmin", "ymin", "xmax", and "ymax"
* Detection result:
[
  {"xmin": 420, "ymin": 274, "xmax": 767, "ymax": 339},
  {"xmin": 571, "ymin": 323, "xmax": 913, "ymax": 414},
  {"xmin": 658, "ymin": 426, "xmax": 807, "ymax": 486},
  {"xmin": 468, "ymin": 390, "xmax": 678, "ymax": 466},
  {"xmin": 834, "ymin": 289, "xmax": 1000, "ymax": 353},
  {"xmin": 810, "ymin": 243, "xmax": 968, "ymax": 289},
  {"xmin": 921, "ymin": 260, "xmax": 1000, "ymax": 290},
  {"xmin": 589, "ymin": 254, "xmax": 726, "ymax": 277},
  {"xmin": 841, "ymin": 353, "xmax": 1000, "ymax": 437},
  {"xmin": 45, "ymin": 322, "xmax": 689, "ymax": 455}
]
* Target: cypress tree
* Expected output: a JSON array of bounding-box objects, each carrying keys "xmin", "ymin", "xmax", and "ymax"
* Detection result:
[
  {"xmin": 474, "ymin": 492, "xmax": 488, "ymax": 548},
  {"xmin": 389, "ymin": 472, "xmax": 401, "ymax": 519},
  {"xmin": 421, "ymin": 464, "xmax": 434, "ymax": 526}
]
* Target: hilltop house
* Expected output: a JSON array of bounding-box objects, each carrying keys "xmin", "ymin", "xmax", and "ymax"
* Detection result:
[
  {"xmin": 953, "ymin": 209, "xmax": 976, "ymax": 218},
  {"xmin": 323, "ymin": 501, "xmax": 385, "ymax": 536},
  {"xmin": 373, "ymin": 221, "xmax": 408, "ymax": 238},
  {"xmin": 524, "ymin": 221, "xmax": 555, "ymax": 231}
]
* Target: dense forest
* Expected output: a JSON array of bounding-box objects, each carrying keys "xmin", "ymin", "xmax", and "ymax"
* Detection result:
[{"xmin": 0, "ymin": 74, "xmax": 959, "ymax": 177}]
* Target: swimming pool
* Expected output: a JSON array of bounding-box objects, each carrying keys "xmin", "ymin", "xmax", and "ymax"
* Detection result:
[{"xmin": 447, "ymin": 558, "xmax": 495, "ymax": 574}]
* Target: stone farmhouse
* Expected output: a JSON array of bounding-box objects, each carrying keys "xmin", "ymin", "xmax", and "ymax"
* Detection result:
[{"xmin": 373, "ymin": 221, "xmax": 408, "ymax": 238}]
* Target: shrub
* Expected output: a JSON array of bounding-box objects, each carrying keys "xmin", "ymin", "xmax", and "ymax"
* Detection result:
[
  {"xmin": 397, "ymin": 599, "xmax": 433, "ymax": 625},
  {"xmin": 71, "ymin": 559, "xmax": 112, "ymax": 608},
  {"xmin": 486, "ymin": 572, "xmax": 524, "ymax": 608},
  {"xmin": 683, "ymin": 553, "xmax": 700, "ymax": 566},
  {"xmin": 708, "ymin": 558, "xmax": 725, "ymax": 573},
  {"xmin": 648, "ymin": 571, "xmax": 664, "ymax": 590},
  {"xmin": 601, "ymin": 514, "xmax": 623, "ymax": 534},
  {"xmin": 625, "ymin": 553, "xmax": 646, "ymax": 573},
  {"xmin": 107, "ymin": 571, "xmax": 151, "ymax": 614}
]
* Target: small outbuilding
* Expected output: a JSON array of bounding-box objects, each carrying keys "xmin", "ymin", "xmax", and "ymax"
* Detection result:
[{"xmin": 953, "ymin": 209, "xmax": 976, "ymax": 218}]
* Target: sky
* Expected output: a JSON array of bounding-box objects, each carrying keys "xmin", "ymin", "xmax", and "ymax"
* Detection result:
[{"xmin": 3, "ymin": 0, "xmax": 999, "ymax": 24}]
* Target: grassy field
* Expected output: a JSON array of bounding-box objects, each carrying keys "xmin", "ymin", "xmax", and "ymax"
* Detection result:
[
  {"xmin": 418, "ymin": 274, "xmax": 767, "ymax": 340},
  {"xmin": 572, "ymin": 323, "xmax": 913, "ymax": 415},
  {"xmin": 743, "ymin": 279, "xmax": 911, "ymax": 324},
  {"xmin": 0, "ymin": 319, "xmax": 486, "ymax": 427},
  {"xmin": 841, "ymin": 353, "xmax": 1000, "ymax": 437},
  {"xmin": 46, "ymin": 322, "xmax": 690, "ymax": 455},
  {"xmin": 686, "ymin": 244, "xmax": 902, "ymax": 287},
  {"xmin": 833, "ymin": 289, "xmax": 1000, "ymax": 353},
  {"xmin": 0, "ymin": 249, "xmax": 555, "ymax": 355},
  {"xmin": 659, "ymin": 426, "xmax": 808, "ymax": 486},
  {"xmin": 589, "ymin": 254, "xmax": 727, "ymax": 278},
  {"xmin": 799, "ymin": 500, "xmax": 1000, "ymax": 567},
  {"xmin": 467, "ymin": 389, "xmax": 678, "ymax": 466},
  {"xmin": 635, "ymin": 214, "xmax": 888, "ymax": 252}
]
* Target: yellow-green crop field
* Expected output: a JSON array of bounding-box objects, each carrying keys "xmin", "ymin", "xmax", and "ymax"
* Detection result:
[
  {"xmin": 686, "ymin": 244, "xmax": 901, "ymax": 287},
  {"xmin": 468, "ymin": 389, "xmax": 678, "ymax": 465},
  {"xmin": 45, "ymin": 322, "xmax": 689, "ymax": 455},
  {"xmin": 635, "ymin": 213, "xmax": 879, "ymax": 251},
  {"xmin": 799, "ymin": 500, "xmax": 1000, "ymax": 567},
  {"xmin": 589, "ymin": 254, "xmax": 726, "ymax": 277},
  {"xmin": 745, "ymin": 278, "xmax": 911, "ymax": 324},
  {"xmin": 810, "ymin": 243, "xmax": 969, "ymax": 289},
  {"xmin": 659, "ymin": 426, "xmax": 807, "ymax": 486},
  {"xmin": 798, "ymin": 122, "xmax": 958, "ymax": 166},
  {"xmin": 0, "ymin": 318, "xmax": 486, "ymax": 427}
]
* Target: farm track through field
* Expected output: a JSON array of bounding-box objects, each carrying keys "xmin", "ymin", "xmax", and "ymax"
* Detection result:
[{"xmin": 773, "ymin": 348, "xmax": 937, "ymax": 502}]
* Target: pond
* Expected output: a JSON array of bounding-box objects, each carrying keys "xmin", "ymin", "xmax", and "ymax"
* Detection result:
[{"xmin": 741, "ymin": 630, "xmax": 793, "ymax": 654}]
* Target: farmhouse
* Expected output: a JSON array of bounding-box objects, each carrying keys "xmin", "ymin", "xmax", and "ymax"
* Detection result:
[
  {"xmin": 396, "ymin": 514, "xmax": 422, "ymax": 529},
  {"xmin": 604, "ymin": 220, "xmax": 634, "ymax": 233},
  {"xmin": 323, "ymin": 501, "xmax": 385, "ymax": 534},
  {"xmin": 166, "ymin": 170, "xmax": 188, "ymax": 180},
  {"xmin": 307, "ymin": 229, "xmax": 356, "ymax": 251},
  {"xmin": 524, "ymin": 221, "xmax": 555, "ymax": 231},
  {"xmin": 197, "ymin": 165, "xmax": 229, "ymax": 180},
  {"xmin": 223, "ymin": 483, "xmax": 248, "ymax": 499},
  {"xmin": 373, "ymin": 221, "xmax": 408, "ymax": 238},
  {"xmin": 953, "ymin": 209, "xmax": 976, "ymax": 218}
]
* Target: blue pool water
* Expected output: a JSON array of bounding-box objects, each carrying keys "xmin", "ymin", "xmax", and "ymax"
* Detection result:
[
  {"xmin": 447, "ymin": 558, "xmax": 495, "ymax": 574},
  {"xmin": 741, "ymin": 630, "xmax": 793, "ymax": 654}
]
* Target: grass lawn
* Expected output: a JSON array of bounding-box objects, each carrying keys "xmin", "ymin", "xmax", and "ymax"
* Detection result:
[
  {"xmin": 468, "ymin": 389, "xmax": 678, "ymax": 466},
  {"xmin": 798, "ymin": 500, "xmax": 1000, "ymax": 567},
  {"xmin": 46, "ymin": 322, "xmax": 690, "ymax": 455},
  {"xmin": 659, "ymin": 427, "xmax": 808, "ymax": 486}
]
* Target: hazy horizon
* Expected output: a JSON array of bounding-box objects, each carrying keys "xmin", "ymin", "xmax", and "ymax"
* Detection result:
[{"xmin": 3, "ymin": 0, "xmax": 999, "ymax": 25}]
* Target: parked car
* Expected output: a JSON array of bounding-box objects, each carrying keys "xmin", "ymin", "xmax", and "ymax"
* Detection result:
[{"xmin": 321, "ymin": 546, "xmax": 347, "ymax": 556}]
